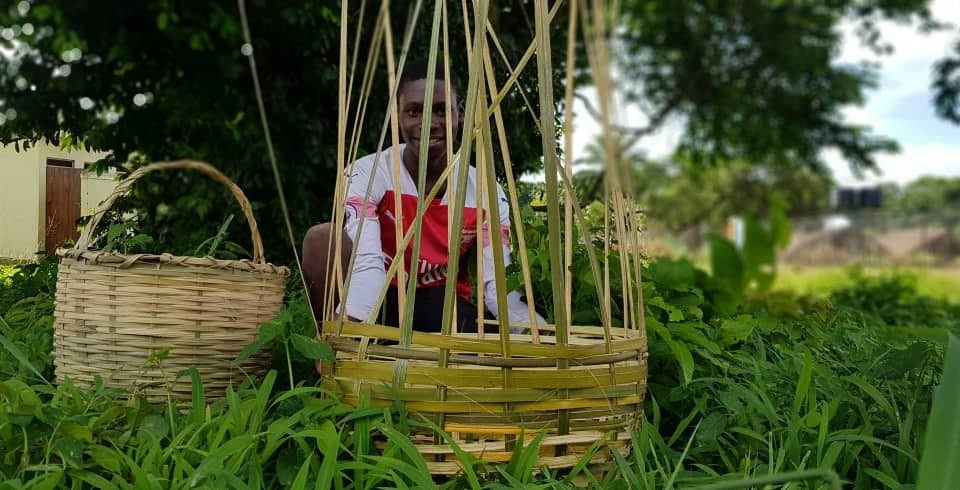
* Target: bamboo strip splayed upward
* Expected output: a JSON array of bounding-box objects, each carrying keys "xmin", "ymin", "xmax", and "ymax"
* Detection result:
[{"xmin": 293, "ymin": 0, "xmax": 647, "ymax": 473}]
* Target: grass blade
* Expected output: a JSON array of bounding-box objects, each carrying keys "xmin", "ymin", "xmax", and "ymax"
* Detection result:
[
  {"xmin": 0, "ymin": 318, "xmax": 49, "ymax": 384},
  {"xmin": 189, "ymin": 366, "xmax": 205, "ymax": 424},
  {"xmin": 420, "ymin": 418, "xmax": 481, "ymax": 489}
]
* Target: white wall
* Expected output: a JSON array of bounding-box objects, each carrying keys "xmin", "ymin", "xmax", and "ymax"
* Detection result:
[
  {"xmin": 0, "ymin": 142, "xmax": 41, "ymax": 260},
  {"xmin": 0, "ymin": 141, "xmax": 114, "ymax": 259}
]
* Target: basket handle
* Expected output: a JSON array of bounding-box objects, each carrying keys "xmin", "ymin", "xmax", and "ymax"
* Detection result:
[{"xmin": 75, "ymin": 160, "xmax": 266, "ymax": 264}]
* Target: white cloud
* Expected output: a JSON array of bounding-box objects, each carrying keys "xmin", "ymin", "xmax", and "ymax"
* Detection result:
[
  {"xmin": 827, "ymin": 0, "xmax": 960, "ymax": 186},
  {"xmin": 827, "ymin": 143, "xmax": 960, "ymax": 186}
]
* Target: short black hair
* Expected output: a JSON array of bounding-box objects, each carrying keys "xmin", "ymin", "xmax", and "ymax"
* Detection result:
[{"xmin": 399, "ymin": 58, "xmax": 460, "ymax": 95}]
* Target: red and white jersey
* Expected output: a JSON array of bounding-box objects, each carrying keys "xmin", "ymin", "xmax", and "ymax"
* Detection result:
[{"xmin": 341, "ymin": 144, "xmax": 541, "ymax": 326}]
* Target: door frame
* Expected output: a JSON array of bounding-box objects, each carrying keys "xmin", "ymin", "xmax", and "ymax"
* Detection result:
[{"xmin": 39, "ymin": 157, "xmax": 78, "ymax": 253}]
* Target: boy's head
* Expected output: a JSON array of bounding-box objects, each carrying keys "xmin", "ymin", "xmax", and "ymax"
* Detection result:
[{"xmin": 397, "ymin": 59, "xmax": 462, "ymax": 159}]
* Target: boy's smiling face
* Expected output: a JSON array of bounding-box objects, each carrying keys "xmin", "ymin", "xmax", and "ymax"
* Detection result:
[{"xmin": 398, "ymin": 79, "xmax": 461, "ymax": 161}]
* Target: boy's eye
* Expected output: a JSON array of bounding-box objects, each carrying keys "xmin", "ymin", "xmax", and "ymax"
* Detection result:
[{"xmin": 406, "ymin": 109, "xmax": 420, "ymax": 117}]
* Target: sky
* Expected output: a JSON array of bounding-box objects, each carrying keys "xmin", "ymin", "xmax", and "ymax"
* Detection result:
[{"xmin": 569, "ymin": 0, "xmax": 960, "ymax": 188}]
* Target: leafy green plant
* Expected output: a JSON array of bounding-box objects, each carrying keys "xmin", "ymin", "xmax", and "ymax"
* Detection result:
[
  {"xmin": 100, "ymin": 221, "xmax": 155, "ymax": 254},
  {"xmin": 237, "ymin": 293, "xmax": 334, "ymax": 389},
  {"xmin": 192, "ymin": 214, "xmax": 253, "ymax": 260},
  {"xmin": 2, "ymin": 205, "xmax": 958, "ymax": 488}
]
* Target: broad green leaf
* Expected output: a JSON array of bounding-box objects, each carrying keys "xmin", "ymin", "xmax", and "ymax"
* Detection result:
[
  {"xmin": 720, "ymin": 315, "xmax": 757, "ymax": 345},
  {"xmin": 236, "ymin": 323, "xmax": 282, "ymax": 361},
  {"xmin": 769, "ymin": 193, "xmax": 792, "ymax": 250},
  {"xmin": 917, "ymin": 334, "xmax": 960, "ymax": 489},
  {"xmin": 57, "ymin": 422, "xmax": 94, "ymax": 443},
  {"xmin": 646, "ymin": 258, "xmax": 698, "ymax": 290},
  {"xmin": 290, "ymin": 334, "xmax": 335, "ymax": 361},
  {"xmin": 315, "ymin": 420, "xmax": 341, "ymax": 489},
  {"xmin": 647, "ymin": 296, "xmax": 685, "ymax": 321},
  {"xmin": 189, "ymin": 366, "xmax": 205, "ymax": 424},
  {"xmin": 87, "ymin": 445, "xmax": 123, "ymax": 473},
  {"xmin": 71, "ymin": 470, "xmax": 120, "ymax": 490},
  {"xmin": 671, "ymin": 322, "xmax": 721, "ymax": 355},
  {"xmin": 709, "ymin": 233, "xmax": 744, "ymax": 292},
  {"xmin": 664, "ymin": 336, "xmax": 694, "ymax": 384}
]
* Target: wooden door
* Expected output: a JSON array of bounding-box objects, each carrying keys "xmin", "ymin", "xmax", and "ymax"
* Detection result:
[{"xmin": 45, "ymin": 163, "xmax": 82, "ymax": 252}]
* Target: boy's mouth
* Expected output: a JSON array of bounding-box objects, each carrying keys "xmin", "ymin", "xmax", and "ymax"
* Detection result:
[{"xmin": 412, "ymin": 136, "xmax": 445, "ymax": 147}]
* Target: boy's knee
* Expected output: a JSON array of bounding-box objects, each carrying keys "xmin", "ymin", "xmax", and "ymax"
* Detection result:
[
  {"xmin": 303, "ymin": 223, "xmax": 333, "ymax": 249},
  {"xmin": 302, "ymin": 223, "xmax": 352, "ymax": 268}
]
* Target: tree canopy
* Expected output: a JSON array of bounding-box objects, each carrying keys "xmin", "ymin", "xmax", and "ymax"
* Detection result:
[
  {"xmin": 611, "ymin": 0, "xmax": 936, "ymax": 173},
  {"xmin": 0, "ymin": 0, "xmax": 949, "ymax": 262}
]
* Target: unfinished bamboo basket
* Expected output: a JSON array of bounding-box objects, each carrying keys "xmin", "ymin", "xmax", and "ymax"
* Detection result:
[
  {"xmin": 54, "ymin": 160, "xmax": 289, "ymax": 401},
  {"xmin": 321, "ymin": 321, "xmax": 647, "ymax": 474},
  {"xmin": 233, "ymin": 0, "xmax": 648, "ymax": 474}
]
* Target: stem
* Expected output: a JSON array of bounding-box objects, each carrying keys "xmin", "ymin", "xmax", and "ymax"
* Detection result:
[{"xmin": 284, "ymin": 341, "xmax": 294, "ymax": 388}]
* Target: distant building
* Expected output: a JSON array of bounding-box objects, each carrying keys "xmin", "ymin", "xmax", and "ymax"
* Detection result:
[
  {"xmin": 0, "ymin": 141, "xmax": 116, "ymax": 260},
  {"xmin": 832, "ymin": 186, "xmax": 883, "ymax": 211}
]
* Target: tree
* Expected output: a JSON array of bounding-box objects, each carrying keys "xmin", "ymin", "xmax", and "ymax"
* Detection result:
[
  {"xmin": 573, "ymin": 134, "xmax": 832, "ymax": 233},
  {"xmin": 887, "ymin": 176, "xmax": 960, "ymax": 215},
  {"xmin": 934, "ymin": 37, "xmax": 960, "ymax": 124},
  {"xmin": 0, "ymin": 1, "xmax": 554, "ymax": 261},
  {"xmin": 0, "ymin": 0, "xmax": 945, "ymax": 261},
  {"xmin": 607, "ymin": 0, "xmax": 935, "ymax": 174}
]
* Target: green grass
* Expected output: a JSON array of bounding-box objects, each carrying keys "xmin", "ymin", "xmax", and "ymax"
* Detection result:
[
  {"xmin": 2, "ymin": 254, "xmax": 959, "ymax": 488},
  {"xmin": 775, "ymin": 265, "xmax": 960, "ymax": 302}
]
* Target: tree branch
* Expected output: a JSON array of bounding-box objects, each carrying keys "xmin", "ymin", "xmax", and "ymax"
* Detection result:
[{"xmin": 572, "ymin": 91, "xmax": 683, "ymax": 150}]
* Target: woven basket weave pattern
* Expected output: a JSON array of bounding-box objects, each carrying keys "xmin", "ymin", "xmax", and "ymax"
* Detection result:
[
  {"xmin": 322, "ymin": 321, "xmax": 647, "ymax": 474},
  {"xmin": 53, "ymin": 161, "xmax": 289, "ymax": 401}
]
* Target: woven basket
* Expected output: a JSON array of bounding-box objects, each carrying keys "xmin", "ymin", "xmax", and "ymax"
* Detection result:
[
  {"xmin": 54, "ymin": 160, "xmax": 289, "ymax": 401},
  {"xmin": 320, "ymin": 320, "xmax": 647, "ymax": 474}
]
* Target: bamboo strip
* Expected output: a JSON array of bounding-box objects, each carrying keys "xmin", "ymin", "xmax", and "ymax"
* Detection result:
[
  {"xmin": 332, "ymin": 360, "xmax": 646, "ymax": 389},
  {"xmin": 326, "ymin": 337, "xmax": 640, "ymax": 367},
  {"xmin": 328, "ymin": 322, "xmax": 645, "ymax": 357}
]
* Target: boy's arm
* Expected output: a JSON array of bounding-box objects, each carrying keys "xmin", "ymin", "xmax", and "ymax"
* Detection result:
[
  {"xmin": 481, "ymin": 186, "xmax": 547, "ymax": 328},
  {"xmin": 340, "ymin": 161, "xmax": 387, "ymax": 322}
]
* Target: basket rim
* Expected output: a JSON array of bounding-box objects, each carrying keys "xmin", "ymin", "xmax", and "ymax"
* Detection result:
[{"xmin": 57, "ymin": 248, "xmax": 291, "ymax": 276}]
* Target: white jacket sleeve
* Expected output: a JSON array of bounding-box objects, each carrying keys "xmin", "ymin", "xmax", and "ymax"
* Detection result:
[
  {"xmin": 340, "ymin": 160, "xmax": 386, "ymax": 322},
  {"xmin": 481, "ymin": 185, "xmax": 546, "ymax": 329}
]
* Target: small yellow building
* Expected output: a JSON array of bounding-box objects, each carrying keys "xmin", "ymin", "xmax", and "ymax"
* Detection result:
[{"xmin": 0, "ymin": 141, "xmax": 116, "ymax": 260}]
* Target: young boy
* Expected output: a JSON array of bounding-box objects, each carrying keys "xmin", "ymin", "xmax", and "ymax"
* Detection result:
[{"xmin": 302, "ymin": 59, "xmax": 544, "ymax": 333}]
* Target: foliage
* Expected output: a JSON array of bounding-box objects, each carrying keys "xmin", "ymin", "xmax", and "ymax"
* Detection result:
[
  {"xmin": 2, "ymin": 1, "xmax": 953, "ymax": 264},
  {"xmin": 614, "ymin": 0, "xmax": 940, "ymax": 173},
  {"xmin": 503, "ymin": 203, "xmax": 958, "ymax": 488},
  {"xmin": 934, "ymin": 36, "xmax": 960, "ymax": 124},
  {"xmin": 2, "ymin": 234, "xmax": 959, "ymax": 487},
  {"xmin": 916, "ymin": 334, "xmax": 960, "ymax": 489},
  {"xmin": 829, "ymin": 270, "xmax": 960, "ymax": 333},
  {"xmin": 0, "ymin": 257, "xmax": 57, "ymax": 314},
  {"xmin": 0, "ymin": 0, "xmax": 558, "ymax": 263},
  {"xmin": 875, "ymin": 176, "xmax": 960, "ymax": 234},
  {"xmin": 574, "ymin": 139, "xmax": 834, "ymax": 233},
  {"xmin": 237, "ymin": 290, "xmax": 334, "ymax": 390},
  {"xmin": 776, "ymin": 265, "xmax": 960, "ymax": 303}
]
